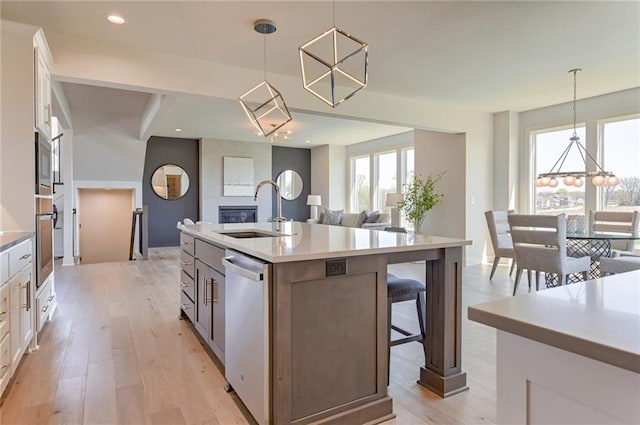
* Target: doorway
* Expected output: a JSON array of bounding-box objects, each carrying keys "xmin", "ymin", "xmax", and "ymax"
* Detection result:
[{"xmin": 78, "ymin": 188, "xmax": 134, "ymax": 264}]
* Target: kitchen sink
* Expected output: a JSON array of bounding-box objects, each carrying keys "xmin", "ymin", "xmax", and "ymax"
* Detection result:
[{"xmin": 217, "ymin": 230, "xmax": 288, "ymax": 239}]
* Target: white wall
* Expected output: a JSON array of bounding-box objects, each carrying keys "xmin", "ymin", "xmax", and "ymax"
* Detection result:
[
  {"xmin": 0, "ymin": 21, "xmax": 38, "ymax": 231},
  {"xmin": 200, "ymin": 139, "xmax": 272, "ymax": 223},
  {"xmin": 493, "ymin": 111, "xmax": 519, "ymax": 211},
  {"xmin": 414, "ymin": 130, "xmax": 466, "ymax": 243},
  {"xmin": 310, "ymin": 145, "xmax": 347, "ymax": 210},
  {"xmin": 517, "ymin": 88, "xmax": 640, "ymax": 214}
]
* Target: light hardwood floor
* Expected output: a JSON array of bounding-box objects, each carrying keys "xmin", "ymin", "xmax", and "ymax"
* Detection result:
[{"xmin": 0, "ymin": 249, "xmax": 521, "ymax": 425}]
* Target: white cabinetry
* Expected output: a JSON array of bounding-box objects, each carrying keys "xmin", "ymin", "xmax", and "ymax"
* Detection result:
[
  {"xmin": 0, "ymin": 238, "xmax": 35, "ymax": 396},
  {"xmin": 34, "ymin": 30, "xmax": 53, "ymax": 139},
  {"xmin": 36, "ymin": 276, "xmax": 55, "ymax": 333}
]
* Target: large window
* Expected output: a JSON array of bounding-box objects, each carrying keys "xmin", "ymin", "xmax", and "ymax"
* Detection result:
[
  {"xmin": 374, "ymin": 151, "xmax": 397, "ymax": 213},
  {"xmin": 352, "ymin": 156, "xmax": 370, "ymax": 213},
  {"xmin": 350, "ymin": 147, "xmax": 414, "ymax": 214},
  {"xmin": 533, "ymin": 126, "xmax": 586, "ymax": 216},
  {"xmin": 601, "ymin": 116, "xmax": 640, "ymax": 213}
]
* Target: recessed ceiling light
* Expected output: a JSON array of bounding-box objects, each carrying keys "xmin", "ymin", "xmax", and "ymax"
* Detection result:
[
  {"xmin": 305, "ymin": 140, "xmax": 311, "ymax": 144},
  {"xmin": 174, "ymin": 128, "xmax": 182, "ymax": 132},
  {"xmin": 107, "ymin": 15, "xmax": 126, "ymax": 24}
]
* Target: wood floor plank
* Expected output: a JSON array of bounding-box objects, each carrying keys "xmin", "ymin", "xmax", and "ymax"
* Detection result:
[
  {"xmin": 0, "ymin": 248, "xmax": 523, "ymax": 425},
  {"xmin": 49, "ymin": 375, "xmax": 86, "ymax": 425}
]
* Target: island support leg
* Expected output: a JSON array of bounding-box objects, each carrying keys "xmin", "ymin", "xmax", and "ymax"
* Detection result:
[{"xmin": 419, "ymin": 246, "xmax": 468, "ymax": 397}]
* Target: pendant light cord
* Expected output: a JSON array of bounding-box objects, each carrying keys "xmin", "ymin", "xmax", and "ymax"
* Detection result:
[
  {"xmin": 572, "ymin": 69, "xmax": 578, "ymax": 138},
  {"xmin": 333, "ymin": 0, "xmax": 336, "ymax": 27},
  {"xmin": 264, "ymin": 34, "xmax": 267, "ymax": 81}
]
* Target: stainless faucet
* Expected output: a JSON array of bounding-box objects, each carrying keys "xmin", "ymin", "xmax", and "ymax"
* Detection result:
[{"xmin": 254, "ymin": 179, "xmax": 286, "ymax": 229}]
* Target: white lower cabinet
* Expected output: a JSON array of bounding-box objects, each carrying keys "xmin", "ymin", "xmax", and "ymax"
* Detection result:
[
  {"xmin": 36, "ymin": 276, "xmax": 55, "ymax": 333},
  {"xmin": 9, "ymin": 264, "xmax": 33, "ymax": 375}
]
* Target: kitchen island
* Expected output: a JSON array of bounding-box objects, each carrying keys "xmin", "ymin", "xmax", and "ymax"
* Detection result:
[
  {"xmin": 468, "ymin": 271, "xmax": 640, "ymax": 424},
  {"xmin": 178, "ymin": 221, "xmax": 471, "ymax": 425}
]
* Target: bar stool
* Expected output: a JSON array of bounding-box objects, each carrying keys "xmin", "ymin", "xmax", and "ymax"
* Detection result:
[{"xmin": 387, "ymin": 273, "xmax": 426, "ymax": 383}]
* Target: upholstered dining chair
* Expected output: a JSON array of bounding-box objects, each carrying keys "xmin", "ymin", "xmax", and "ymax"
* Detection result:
[
  {"xmin": 485, "ymin": 210, "xmax": 516, "ymax": 280},
  {"xmin": 508, "ymin": 214, "xmax": 591, "ymax": 296},
  {"xmin": 589, "ymin": 210, "xmax": 640, "ymax": 256},
  {"xmin": 600, "ymin": 255, "xmax": 640, "ymax": 275}
]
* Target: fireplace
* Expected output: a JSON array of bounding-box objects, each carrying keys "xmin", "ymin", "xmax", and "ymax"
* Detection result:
[{"xmin": 219, "ymin": 205, "xmax": 258, "ymax": 224}]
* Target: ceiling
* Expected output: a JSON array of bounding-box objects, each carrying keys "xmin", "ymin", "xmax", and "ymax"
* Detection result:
[{"xmin": 3, "ymin": 1, "xmax": 639, "ymax": 145}]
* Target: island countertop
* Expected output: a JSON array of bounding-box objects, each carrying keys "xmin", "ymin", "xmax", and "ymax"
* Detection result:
[
  {"xmin": 178, "ymin": 221, "xmax": 471, "ymax": 264},
  {"xmin": 468, "ymin": 270, "xmax": 640, "ymax": 373}
]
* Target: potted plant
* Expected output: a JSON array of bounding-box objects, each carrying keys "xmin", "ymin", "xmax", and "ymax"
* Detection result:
[{"xmin": 398, "ymin": 171, "xmax": 446, "ymax": 233}]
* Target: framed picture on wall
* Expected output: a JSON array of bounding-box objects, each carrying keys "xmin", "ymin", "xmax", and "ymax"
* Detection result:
[{"xmin": 223, "ymin": 157, "xmax": 254, "ymax": 196}]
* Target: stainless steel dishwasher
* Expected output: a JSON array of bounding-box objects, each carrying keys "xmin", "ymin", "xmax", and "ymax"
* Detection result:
[{"xmin": 222, "ymin": 249, "xmax": 270, "ymax": 425}]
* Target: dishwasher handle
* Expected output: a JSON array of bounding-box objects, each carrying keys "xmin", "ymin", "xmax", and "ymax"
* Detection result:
[{"xmin": 222, "ymin": 257, "xmax": 263, "ymax": 281}]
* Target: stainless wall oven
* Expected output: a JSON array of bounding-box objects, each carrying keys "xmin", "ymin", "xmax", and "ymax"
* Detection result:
[
  {"xmin": 35, "ymin": 131, "xmax": 54, "ymax": 288},
  {"xmin": 36, "ymin": 196, "xmax": 54, "ymax": 289},
  {"xmin": 35, "ymin": 131, "xmax": 52, "ymax": 194}
]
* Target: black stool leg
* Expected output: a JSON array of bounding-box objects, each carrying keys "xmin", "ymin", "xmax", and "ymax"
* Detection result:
[
  {"xmin": 387, "ymin": 296, "xmax": 392, "ymax": 386},
  {"xmin": 416, "ymin": 291, "xmax": 427, "ymax": 356}
]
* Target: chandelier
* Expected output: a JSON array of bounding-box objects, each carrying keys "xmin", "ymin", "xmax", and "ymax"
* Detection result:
[
  {"xmin": 535, "ymin": 69, "xmax": 618, "ymax": 188},
  {"xmin": 238, "ymin": 19, "xmax": 292, "ymax": 137},
  {"xmin": 298, "ymin": 1, "xmax": 368, "ymax": 107}
]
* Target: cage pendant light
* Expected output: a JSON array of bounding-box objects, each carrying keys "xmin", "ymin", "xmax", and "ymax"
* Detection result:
[
  {"xmin": 298, "ymin": 1, "xmax": 368, "ymax": 108},
  {"xmin": 238, "ymin": 19, "xmax": 292, "ymax": 137},
  {"xmin": 535, "ymin": 69, "xmax": 618, "ymax": 189}
]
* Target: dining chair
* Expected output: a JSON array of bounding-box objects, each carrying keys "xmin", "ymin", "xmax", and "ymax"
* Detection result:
[
  {"xmin": 508, "ymin": 214, "xmax": 591, "ymax": 295},
  {"xmin": 485, "ymin": 210, "xmax": 516, "ymax": 280},
  {"xmin": 599, "ymin": 255, "xmax": 640, "ymax": 275},
  {"xmin": 589, "ymin": 210, "xmax": 640, "ymax": 256}
]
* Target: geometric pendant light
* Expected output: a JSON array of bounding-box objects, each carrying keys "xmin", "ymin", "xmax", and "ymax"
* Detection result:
[
  {"xmin": 238, "ymin": 19, "xmax": 292, "ymax": 137},
  {"xmin": 535, "ymin": 69, "xmax": 618, "ymax": 188},
  {"xmin": 298, "ymin": 3, "xmax": 368, "ymax": 107}
]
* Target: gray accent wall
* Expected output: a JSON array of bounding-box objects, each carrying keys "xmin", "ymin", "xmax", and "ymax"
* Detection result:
[
  {"xmin": 143, "ymin": 136, "xmax": 199, "ymax": 247},
  {"xmin": 272, "ymin": 146, "xmax": 311, "ymax": 221}
]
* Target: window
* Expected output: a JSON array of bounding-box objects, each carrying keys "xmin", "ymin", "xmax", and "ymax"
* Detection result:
[
  {"xmin": 601, "ymin": 116, "xmax": 640, "ymax": 213},
  {"xmin": 374, "ymin": 151, "xmax": 397, "ymax": 213},
  {"xmin": 533, "ymin": 126, "xmax": 586, "ymax": 216},
  {"xmin": 349, "ymin": 147, "xmax": 414, "ymax": 215},
  {"xmin": 352, "ymin": 156, "xmax": 370, "ymax": 212}
]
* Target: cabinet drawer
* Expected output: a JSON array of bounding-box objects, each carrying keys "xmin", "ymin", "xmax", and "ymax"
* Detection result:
[
  {"xmin": 1, "ymin": 253, "xmax": 7, "ymax": 284},
  {"xmin": 180, "ymin": 251, "xmax": 195, "ymax": 278},
  {"xmin": 36, "ymin": 283, "xmax": 52, "ymax": 333},
  {"xmin": 9, "ymin": 240, "xmax": 32, "ymax": 278},
  {"xmin": 180, "ymin": 233, "xmax": 195, "ymax": 255},
  {"xmin": 195, "ymin": 239, "xmax": 225, "ymax": 273},
  {"xmin": 0, "ymin": 282, "xmax": 9, "ymax": 341},
  {"xmin": 180, "ymin": 270, "xmax": 195, "ymax": 302},
  {"xmin": 180, "ymin": 291, "xmax": 195, "ymax": 323},
  {"xmin": 0, "ymin": 333, "xmax": 11, "ymax": 396}
]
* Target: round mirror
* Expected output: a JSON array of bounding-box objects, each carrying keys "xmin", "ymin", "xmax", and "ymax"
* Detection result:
[
  {"xmin": 151, "ymin": 164, "xmax": 190, "ymax": 200},
  {"xmin": 276, "ymin": 170, "xmax": 303, "ymax": 200}
]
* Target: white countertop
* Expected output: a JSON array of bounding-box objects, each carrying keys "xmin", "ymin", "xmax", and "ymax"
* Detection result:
[
  {"xmin": 468, "ymin": 271, "xmax": 640, "ymax": 373},
  {"xmin": 178, "ymin": 221, "xmax": 471, "ymax": 264}
]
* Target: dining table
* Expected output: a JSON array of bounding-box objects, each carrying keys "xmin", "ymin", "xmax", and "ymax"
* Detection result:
[{"xmin": 543, "ymin": 231, "xmax": 640, "ymax": 286}]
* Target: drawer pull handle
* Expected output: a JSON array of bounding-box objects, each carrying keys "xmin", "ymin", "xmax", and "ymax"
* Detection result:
[
  {"xmin": 180, "ymin": 260, "xmax": 193, "ymax": 266},
  {"xmin": 19, "ymin": 253, "xmax": 32, "ymax": 260},
  {"xmin": 179, "ymin": 281, "xmax": 192, "ymax": 288},
  {"xmin": 42, "ymin": 304, "xmax": 49, "ymax": 313},
  {"xmin": 181, "ymin": 241, "xmax": 192, "ymax": 245},
  {"xmin": 204, "ymin": 278, "xmax": 214, "ymax": 304},
  {"xmin": 180, "ymin": 303, "xmax": 192, "ymax": 310},
  {"xmin": 0, "ymin": 365, "xmax": 8, "ymax": 380},
  {"xmin": 0, "ymin": 312, "xmax": 7, "ymax": 322},
  {"xmin": 47, "ymin": 295, "xmax": 54, "ymax": 302}
]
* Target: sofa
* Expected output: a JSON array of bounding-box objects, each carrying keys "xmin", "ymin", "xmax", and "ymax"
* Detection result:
[{"xmin": 310, "ymin": 208, "xmax": 391, "ymax": 230}]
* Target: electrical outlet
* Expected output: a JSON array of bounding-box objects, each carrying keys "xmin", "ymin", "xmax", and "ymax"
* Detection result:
[{"xmin": 326, "ymin": 259, "xmax": 347, "ymax": 276}]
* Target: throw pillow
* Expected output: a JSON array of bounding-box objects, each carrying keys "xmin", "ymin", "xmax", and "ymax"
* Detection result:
[
  {"xmin": 317, "ymin": 211, "xmax": 325, "ymax": 223},
  {"xmin": 365, "ymin": 210, "xmax": 381, "ymax": 223},
  {"xmin": 355, "ymin": 210, "xmax": 368, "ymax": 227},
  {"xmin": 322, "ymin": 209, "xmax": 343, "ymax": 225}
]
